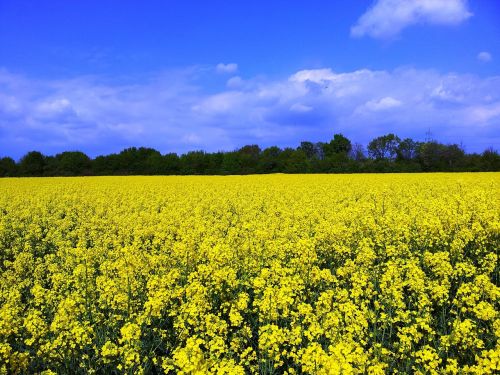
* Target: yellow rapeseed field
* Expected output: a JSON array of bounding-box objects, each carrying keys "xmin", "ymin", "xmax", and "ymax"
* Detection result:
[{"xmin": 0, "ymin": 174, "xmax": 499, "ymax": 374}]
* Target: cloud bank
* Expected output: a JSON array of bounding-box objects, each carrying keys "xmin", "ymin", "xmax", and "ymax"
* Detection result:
[
  {"xmin": 351, "ymin": 0, "xmax": 472, "ymax": 39},
  {"xmin": 0, "ymin": 65, "xmax": 499, "ymax": 159}
]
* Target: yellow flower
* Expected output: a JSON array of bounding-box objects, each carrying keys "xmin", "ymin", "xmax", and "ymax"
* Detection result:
[{"xmin": 0, "ymin": 173, "xmax": 498, "ymax": 373}]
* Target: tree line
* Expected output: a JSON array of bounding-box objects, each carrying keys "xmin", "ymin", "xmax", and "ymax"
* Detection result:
[{"xmin": 1, "ymin": 133, "xmax": 499, "ymax": 177}]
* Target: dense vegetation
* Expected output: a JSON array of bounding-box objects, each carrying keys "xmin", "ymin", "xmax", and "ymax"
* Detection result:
[
  {"xmin": 0, "ymin": 174, "xmax": 498, "ymax": 373},
  {"xmin": 1, "ymin": 134, "xmax": 499, "ymax": 177}
]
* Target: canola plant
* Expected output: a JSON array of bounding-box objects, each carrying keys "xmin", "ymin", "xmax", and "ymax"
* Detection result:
[{"xmin": 0, "ymin": 174, "xmax": 499, "ymax": 374}]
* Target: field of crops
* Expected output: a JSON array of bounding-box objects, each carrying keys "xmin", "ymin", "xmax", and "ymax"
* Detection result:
[{"xmin": 0, "ymin": 174, "xmax": 499, "ymax": 374}]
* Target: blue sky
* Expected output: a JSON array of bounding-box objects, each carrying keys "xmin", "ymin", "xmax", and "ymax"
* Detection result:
[{"xmin": 1, "ymin": 0, "xmax": 499, "ymax": 159}]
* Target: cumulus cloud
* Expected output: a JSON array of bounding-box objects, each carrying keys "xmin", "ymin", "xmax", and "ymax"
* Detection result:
[
  {"xmin": 216, "ymin": 63, "xmax": 238, "ymax": 74},
  {"xmin": 477, "ymin": 51, "xmax": 492, "ymax": 63},
  {"xmin": 0, "ymin": 66, "xmax": 499, "ymax": 159},
  {"xmin": 364, "ymin": 97, "xmax": 402, "ymax": 111},
  {"xmin": 351, "ymin": 0, "xmax": 472, "ymax": 39},
  {"xmin": 290, "ymin": 69, "xmax": 337, "ymax": 84}
]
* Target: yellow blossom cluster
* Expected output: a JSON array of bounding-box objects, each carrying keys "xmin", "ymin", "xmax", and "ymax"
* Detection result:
[{"xmin": 0, "ymin": 173, "xmax": 498, "ymax": 374}]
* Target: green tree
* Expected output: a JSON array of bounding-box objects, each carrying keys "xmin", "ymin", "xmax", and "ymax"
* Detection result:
[
  {"xmin": 417, "ymin": 142, "xmax": 465, "ymax": 171},
  {"xmin": 396, "ymin": 138, "xmax": 419, "ymax": 161},
  {"xmin": 55, "ymin": 151, "xmax": 91, "ymax": 175},
  {"xmin": 298, "ymin": 141, "xmax": 315, "ymax": 159},
  {"xmin": 259, "ymin": 146, "xmax": 282, "ymax": 173},
  {"xmin": 283, "ymin": 149, "xmax": 308, "ymax": 173},
  {"xmin": 180, "ymin": 151, "xmax": 209, "ymax": 174},
  {"xmin": 480, "ymin": 148, "xmax": 500, "ymax": 171},
  {"xmin": 116, "ymin": 147, "xmax": 162, "ymax": 174},
  {"xmin": 330, "ymin": 133, "xmax": 352, "ymax": 154},
  {"xmin": 368, "ymin": 134, "xmax": 401, "ymax": 160},
  {"xmin": 163, "ymin": 153, "xmax": 181, "ymax": 174},
  {"xmin": 237, "ymin": 145, "xmax": 261, "ymax": 174},
  {"xmin": 322, "ymin": 134, "xmax": 352, "ymax": 157},
  {"xmin": 0, "ymin": 157, "xmax": 17, "ymax": 177},
  {"xmin": 19, "ymin": 151, "xmax": 46, "ymax": 176},
  {"xmin": 221, "ymin": 151, "xmax": 241, "ymax": 174}
]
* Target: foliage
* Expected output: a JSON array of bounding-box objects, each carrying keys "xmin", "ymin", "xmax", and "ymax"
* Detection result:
[
  {"xmin": 367, "ymin": 134, "xmax": 401, "ymax": 160},
  {"xmin": 322, "ymin": 133, "xmax": 352, "ymax": 157},
  {"xmin": 18, "ymin": 151, "xmax": 45, "ymax": 176},
  {"xmin": 0, "ymin": 157, "xmax": 17, "ymax": 177},
  {"xmin": 418, "ymin": 142, "xmax": 466, "ymax": 171},
  {"xmin": 1, "ymin": 133, "xmax": 500, "ymax": 177},
  {"xmin": 0, "ymin": 174, "xmax": 499, "ymax": 374},
  {"xmin": 47, "ymin": 152, "xmax": 92, "ymax": 176}
]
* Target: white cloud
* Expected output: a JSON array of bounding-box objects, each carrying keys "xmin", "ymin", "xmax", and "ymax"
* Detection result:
[
  {"xmin": 477, "ymin": 51, "xmax": 492, "ymax": 63},
  {"xmin": 216, "ymin": 63, "xmax": 238, "ymax": 74},
  {"xmin": 364, "ymin": 97, "xmax": 402, "ymax": 111},
  {"xmin": 36, "ymin": 98, "xmax": 73, "ymax": 116},
  {"xmin": 0, "ymin": 66, "xmax": 499, "ymax": 159},
  {"xmin": 192, "ymin": 91, "xmax": 244, "ymax": 114},
  {"xmin": 226, "ymin": 76, "xmax": 244, "ymax": 88},
  {"xmin": 351, "ymin": 0, "xmax": 472, "ymax": 39},
  {"xmin": 289, "ymin": 69, "xmax": 337, "ymax": 84},
  {"xmin": 431, "ymin": 83, "xmax": 464, "ymax": 103},
  {"xmin": 465, "ymin": 102, "xmax": 500, "ymax": 123}
]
